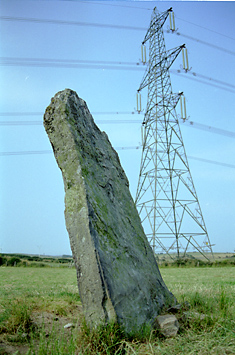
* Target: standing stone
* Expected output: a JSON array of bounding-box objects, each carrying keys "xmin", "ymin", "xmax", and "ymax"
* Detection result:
[{"xmin": 43, "ymin": 89, "xmax": 176, "ymax": 334}]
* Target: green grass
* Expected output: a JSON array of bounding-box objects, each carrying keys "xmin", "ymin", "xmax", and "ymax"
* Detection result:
[{"xmin": 0, "ymin": 267, "xmax": 234, "ymax": 354}]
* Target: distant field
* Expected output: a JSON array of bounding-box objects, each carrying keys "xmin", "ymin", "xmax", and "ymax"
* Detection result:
[
  {"xmin": 1, "ymin": 252, "xmax": 234, "ymax": 269},
  {"xmin": 156, "ymin": 251, "xmax": 235, "ymax": 262},
  {"xmin": 0, "ymin": 265, "xmax": 234, "ymax": 354}
]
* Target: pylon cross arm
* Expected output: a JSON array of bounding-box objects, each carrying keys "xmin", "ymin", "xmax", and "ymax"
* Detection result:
[
  {"xmin": 138, "ymin": 45, "xmax": 185, "ymax": 92},
  {"xmin": 142, "ymin": 8, "xmax": 172, "ymax": 45}
]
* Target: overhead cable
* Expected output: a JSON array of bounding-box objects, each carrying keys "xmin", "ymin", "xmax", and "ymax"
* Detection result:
[
  {"xmin": 181, "ymin": 120, "xmax": 235, "ymax": 138},
  {"xmin": 1, "ymin": 56, "xmax": 235, "ymax": 88},
  {"xmin": 173, "ymin": 31, "xmax": 235, "ymax": 56},
  {"xmin": 79, "ymin": 1, "xmax": 152, "ymax": 11},
  {"xmin": 0, "ymin": 57, "xmax": 234, "ymax": 93},
  {"xmin": 0, "ymin": 56, "xmax": 139, "ymax": 67},
  {"xmin": 0, "ymin": 150, "xmax": 52, "ymax": 156},
  {"xmin": 0, "ymin": 16, "xmax": 234, "ymax": 56},
  {"xmin": 0, "ymin": 15, "xmax": 146, "ymax": 31},
  {"xmin": 0, "ymin": 59, "xmax": 143, "ymax": 71},
  {"xmin": 0, "ymin": 112, "xmax": 44, "ymax": 117},
  {"xmin": 187, "ymin": 156, "xmax": 235, "ymax": 169},
  {"xmin": 1, "ymin": 118, "xmax": 235, "ymax": 139},
  {"xmin": 175, "ymin": 16, "xmax": 235, "ymax": 41},
  {"xmin": 1, "ymin": 149, "xmax": 235, "ymax": 169},
  {"xmin": 171, "ymin": 69, "xmax": 235, "ymax": 90},
  {"xmin": 78, "ymin": 1, "xmax": 235, "ymax": 41},
  {"xmin": 0, "ymin": 112, "xmax": 139, "ymax": 117},
  {"xmin": 0, "ymin": 120, "xmax": 142, "ymax": 125},
  {"xmin": 171, "ymin": 71, "xmax": 235, "ymax": 94}
]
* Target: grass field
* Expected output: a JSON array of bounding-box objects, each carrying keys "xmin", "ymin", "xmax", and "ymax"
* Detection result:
[{"xmin": 0, "ymin": 266, "xmax": 234, "ymax": 354}]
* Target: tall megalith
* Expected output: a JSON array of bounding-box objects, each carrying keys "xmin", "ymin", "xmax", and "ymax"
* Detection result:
[{"xmin": 43, "ymin": 89, "xmax": 176, "ymax": 333}]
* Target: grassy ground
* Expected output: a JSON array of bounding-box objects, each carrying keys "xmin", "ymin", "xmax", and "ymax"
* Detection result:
[{"xmin": 0, "ymin": 266, "xmax": 234, "ymax": 354}]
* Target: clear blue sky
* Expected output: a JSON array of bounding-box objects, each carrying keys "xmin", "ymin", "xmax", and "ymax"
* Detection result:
[{"xmin": 1, "ymin": 1, "xmax": 235, "ymax": 256}]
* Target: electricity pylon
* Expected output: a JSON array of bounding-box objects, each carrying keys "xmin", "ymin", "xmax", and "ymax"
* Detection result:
[{"xmin": 135, "ymin": 7, "xmax": 213, "ymax": 260}]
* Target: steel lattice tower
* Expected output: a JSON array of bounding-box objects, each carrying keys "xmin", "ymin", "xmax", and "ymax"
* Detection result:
[{"xmin": 135, "ymin": 7, "xmax": 213, "ymax": 260}]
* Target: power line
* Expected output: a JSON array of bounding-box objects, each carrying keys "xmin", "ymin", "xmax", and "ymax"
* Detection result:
[
  {"xmin": 1, "ymin": 149, "xmax": 234, "ymax": 169},
  {"xmin": 0, "ymin": 112, "xmax": 140, "ymax": 117},
  {"xmin": 171, "ymin": 70, "xmax": 235, "ymax": 94},
  {"xmin": 0, "ymin": 57, "xmax": 234, "ymax": 93},
  {"xmin": 175, "ymin": 16, "xmax": 235, "ymax": 42},
  {"xmin": 93, "ymin": 112, "xmax": 138, "ymax": 115},
  {"xmin": 0, "ymin": 59, "xmax": 144, "ymax": 71},
  {"xmin": 188, "ymin": 156, "xmax": 235, "ymax": 169},
  {"xmin": 0, "ymin": 57, "xmax": 140, "ymax": 68},
  {"xmin": 171, "ymin": 69, "xmax": 235, "ymax": 90},
  {"xmin": 79, "ymin": 1, "xmax": 235, "ymax": 41},
  {"xmin": 0, "ymin": 121, "xmax": 43, "ymax": 125},
  {"xmin": 0, "ymin": 147, "xmax": 141, "ymax": 156},
  {"xmin": 181, "ymin": 120, "xmax": 235, "ymax": 138},
  {"xmin": 0, "ymin": 112, "xmax": 44, "ymax": 116},
  {"xmin": 79, "ymin": 1, "xmax": 152, "ymax": 11},
  {"xmin": 0, "ymin": 16, "xmax": 234, "ymax": 56},
  {"xmin": 173, "ymin": 31, "xmax": 235, "ymax": 56},
  {"xmin": 2, "ymin": 56, "xmax": 235, "ymax": 89},
  {"xmin": 0, "ymin": 56, "xmax": 140, "ymax": 67},
  {"xmin": 0, "ymin": 119, "xmax": 142, "ymax": 125},
  {"xmin": 0, "ymin": 15, "xmax": 146, "ymax": 31},
  {"xmin": 0, "ymin": 150, "xmax": 52, "ymax": 156},
  {"xmin": 1, "ymin": 117, "xmax": 235, "ymax": 139}
]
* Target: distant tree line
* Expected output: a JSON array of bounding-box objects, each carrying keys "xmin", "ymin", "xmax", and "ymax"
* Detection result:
[
  {"xmin": 0, "ymin": 254, "xmax": 74, "ymax": 267},
  {"xmin": 1, "ymin": 253, "xmax": 235, "ymax": 268}
]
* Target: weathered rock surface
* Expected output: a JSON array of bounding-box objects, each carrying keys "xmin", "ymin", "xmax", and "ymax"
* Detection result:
[
  {"xmin": 43, "ymin": 89, "xmax": 176, "ymax": 333},
  {"xmin": 155, "ymin": 315, "xmax": 179, "ymax": 338}
]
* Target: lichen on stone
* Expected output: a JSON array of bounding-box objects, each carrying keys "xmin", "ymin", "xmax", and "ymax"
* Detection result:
[{"xmin": 43, "ymin": 89, "xmax": 176, "ymax": 334}]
